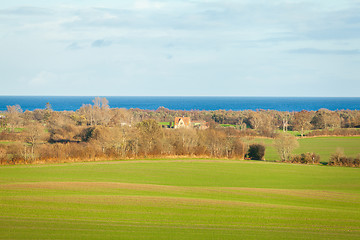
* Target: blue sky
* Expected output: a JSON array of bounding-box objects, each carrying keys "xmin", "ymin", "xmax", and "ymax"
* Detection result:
[{"xmin": 1, "ymin": 0, "xmax": 360, "ymax": 96}]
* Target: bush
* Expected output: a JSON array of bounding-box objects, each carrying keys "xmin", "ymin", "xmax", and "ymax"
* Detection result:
[
  {"xmin": 291, "ymin": 152, "xmax": 320, "ymax": 164},
  {"xmin": 307, "ymin": 128, "xmax": 360, "ymax": 137},
  {"xmin": 230, "ymin": 139, "xmax": 247, "ymax": 159},
  {"xmin": 6, "ymin": 143, "xmax": 26, "ymax": 164},
  {"xmin": 247, "ymin": 144, "xmax": 265, "ymax": 160},
  {"xmin": 329, "ymin": 152, "xmax": 360, "ymax": 167},
  {"xmin": 0, "ymin": 146, "xmax": 7, "ymax": 164}
]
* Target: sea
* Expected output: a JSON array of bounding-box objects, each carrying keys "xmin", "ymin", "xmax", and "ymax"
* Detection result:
[{"xmin": 0, "ymin": 96, "xmax": 359, "ymax": 112}]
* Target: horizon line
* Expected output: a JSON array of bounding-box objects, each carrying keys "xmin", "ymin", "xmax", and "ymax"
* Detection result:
[{"xmin": 1, "ymin": 95, "xmax": 360, "ymax": 98}]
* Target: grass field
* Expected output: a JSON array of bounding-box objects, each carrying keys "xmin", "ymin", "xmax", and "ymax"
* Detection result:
[
  {"xmin": 220, "ymin": 124, "xmax": 237, "ymax": 128},
  {"xmin": 275, "ymin": 130, "xmax": 312, "ymax": 136},
  {"xmin": 0, "ymin": 141, "xmax": 14, "ymax": 145},
  {"xmin": 245, "ymin": 136, "xmax": 360, "ymax": 162},
  {"xmin": 0, "ymin": 127, "xmax": 24, "ymax": 133},
  {"xmin": 0, "ymin": 160, "xmax": 359, "ymax": 239}
]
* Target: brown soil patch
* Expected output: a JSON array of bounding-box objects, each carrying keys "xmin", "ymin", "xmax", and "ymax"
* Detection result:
[
  {"xmin": 2, "ymin": 181, "xmax": 359, "ymax": 203},
  {"xmin": 221, "ymin": 187, "xmax": 360, "ymax": 203},
  {"xmin": 1, "ymin": 193, "xmax": 327, "ymax": 211}
]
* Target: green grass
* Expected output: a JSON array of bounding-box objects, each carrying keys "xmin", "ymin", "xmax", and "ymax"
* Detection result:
[
  {"xmin": 159, "ymin": 122, "xmax": 170, "ymax": 125},
  {"xmin": 244, "ymin": 136, "xmax": 360, "ymax": 162},
  {"xmin": 276, "ymin": 130, "xmax": 312, "ymax": 137},
  {"xmin": 0, "ymin": 141, "xmax": 16, "ymax": 145},
  {"xmin": 0, "ymin": 160, "xmax": 359, "ymax": 239},
  {"xmin": 0, "ymin": 127, "xmax": 24, "ymax": 133},
  {"xmin": 220, "ymin": 124, "xmax": 237, "ymax": 128}
]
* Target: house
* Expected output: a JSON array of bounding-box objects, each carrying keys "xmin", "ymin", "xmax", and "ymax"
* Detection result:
[
  {"xmin": 174, "ymin": 117, "xmax": 191, "ymax": 129},
  {"xmin": 192, "ymin": 120, "xmax": 209, "ymax": 130},
  {"xmin": 173, "ymin": 117, "xmax": 209, "ymax": 130}
]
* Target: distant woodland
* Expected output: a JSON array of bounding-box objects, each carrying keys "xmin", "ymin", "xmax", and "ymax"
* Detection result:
[{"xmin": 1, "ymin": 97, "xmax": 360, "ymax": 166}]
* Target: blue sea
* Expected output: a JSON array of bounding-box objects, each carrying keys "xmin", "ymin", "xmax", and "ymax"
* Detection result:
[{"xmin": 0, "ymin": 96, "xmax": 359, "ymax": 112}]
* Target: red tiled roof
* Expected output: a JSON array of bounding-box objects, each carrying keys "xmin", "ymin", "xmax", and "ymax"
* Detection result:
[{"xmin": 175, "ymin": 117, "xmax": 191, "ymax": 126}]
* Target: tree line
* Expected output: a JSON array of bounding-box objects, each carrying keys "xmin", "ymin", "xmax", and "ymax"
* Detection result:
[
  {"xmin": 0, "ymin": 97, "xmax": 359, "ymax": 165},
  {"xmin": 2, "ymin": 98, "xmax": 360, "ymax": 135}
]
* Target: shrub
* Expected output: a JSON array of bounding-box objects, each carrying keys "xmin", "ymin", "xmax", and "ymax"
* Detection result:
[
  {"xmin": 291, "ymin": 152, "xmax": 320, "ymax": 164},
  {"xmin": 0, "ymin": 146, "xmax": 7, "ymax": 164},
  {"xmin": 329, "ymin": 152, "xmax": 360, "ymax": 167},
  {"xmin": 307, "ymin": 128, "xmax": 360, "ymax": 137},
  {"xmin": 230, "ymin": 139, "xmax": 247, "ymax": 159},
  {"xmin": 6, "ymin": 143, "xmax": 26, "ymax": 164},
  {"xmin": 247, "ymin": 144, "xmax": 265, "ymax": 160}
]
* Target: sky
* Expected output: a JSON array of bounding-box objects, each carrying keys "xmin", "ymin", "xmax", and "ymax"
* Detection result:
[{"xmin": 1, "ymin": 0, "xmax": 360, "ymax": 97}]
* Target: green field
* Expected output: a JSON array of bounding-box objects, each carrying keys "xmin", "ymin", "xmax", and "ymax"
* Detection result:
[
  {"xmin": 275, "ymin": 130, "xmax": 312, "ymax": 137},
  {"xmin": 220, "ymin": 124, "xmax": 237, "ymax": 128},
  {"xmin": 245, "ymin": 136, "xmax": 360, "ymax": 162},
  {"xmin": 0, "ymin": 127, "xmax": 24, "ymax": 133},
  {"xmin": 0, "ymin": 160, "xmax": 359, "ymax": 239}
]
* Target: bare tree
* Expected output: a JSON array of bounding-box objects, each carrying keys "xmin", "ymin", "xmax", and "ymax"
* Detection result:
[
  {"xmin": 274, "ymin": 133, "xmax": 299, "ymax": 162},
  {"xmin": 249, "ymin": 111, "xmax": 262, "ymax": 130},
  {"xmin": 278, "ymin": 111, "xmax": 292, "ymax": 132},
  {"xmin": 6, "ymin": 105, "xmax": 23, "ymax": 131},
  {"xmin": 292, "ymin": 110, "xmax": 313, "ymax": 137},
  {"xmin": 311, "ymin": 109, "xmax": 341, "ymax": 129},
  {"xmin": 24, "ymin": 123, "xmax": 47, "ymax": 161},
  {"xmin": 78, "ymin": 104, "xmax": 94, "ymax": 125},
  {"xmin": 93, "ymin": 97, "xmax": 110, "ymax": 125},
  {"xmin": 136, "ymin": 119, "xmax": 162, "ymax": 156}
]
